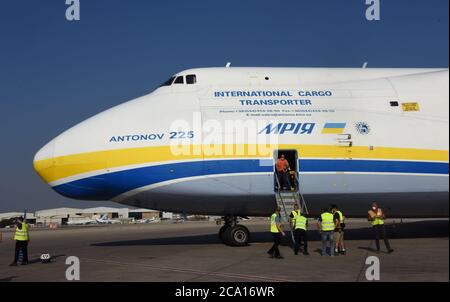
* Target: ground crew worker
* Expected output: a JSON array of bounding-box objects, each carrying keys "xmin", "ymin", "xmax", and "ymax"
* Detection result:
[
  {"xmin": 10, "ymin": 216, "xmax": 29, "ymax": 266},
  {"xmin": 267, "ymin": 207, "xmax": 286, "ymax": 259},
  {"xmin": 331, "ymin": 204, "xmax": 346, "ymax": 255},
  {"xmin": 289, "ymin": 204, "xmax": 301, "ymax": 229},
  {"xmin": 368, "ymin": 202, "xmax": 394, "ymax": 254},
  {"xmin": 317, "ymin": 208, "xmax": 339, "ymax": 256},
  {"xmin": 275, "ymin": 154, "xmax": 291, "ymax": 190},
  {"xmin": 293, "ymin": 213, "xmax": 309, "ymax": 255}
]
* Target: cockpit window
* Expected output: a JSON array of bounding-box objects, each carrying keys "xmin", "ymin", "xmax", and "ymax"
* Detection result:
[
  {"xmin": 160, "ymin": 76, "xmax": 175, "ymax": 87},
  {"xmin": 174, "ymin": 76, "xmax": 184, "ymax": 84},
  {"xmin": 186, "ymin": 74, "xmax": 197, "ymax": 84}
]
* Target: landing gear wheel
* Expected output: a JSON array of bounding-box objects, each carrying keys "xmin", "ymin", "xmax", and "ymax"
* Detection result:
[{"xmin": 224, "ymin": 225, "xmax": 250, "ymax": 247}]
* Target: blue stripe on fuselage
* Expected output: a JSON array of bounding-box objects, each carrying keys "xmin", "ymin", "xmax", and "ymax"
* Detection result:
[
  {"xmin": 53, "ymin": 159, "xmax": 449, "ymax": 200},
  {"xmin": 324, "ymin": 123, "xmax": 346, "ymax": 129}
]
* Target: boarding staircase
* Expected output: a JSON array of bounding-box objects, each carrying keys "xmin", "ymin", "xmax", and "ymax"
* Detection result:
[{"xmin": 274, "ymin": 174, "xmax": 309, "ymax": 246}]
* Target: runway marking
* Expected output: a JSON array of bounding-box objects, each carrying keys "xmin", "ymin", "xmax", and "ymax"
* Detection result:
[{"xmin": 81, "ymin": 258, "xmax": 297, "ymax": 282}]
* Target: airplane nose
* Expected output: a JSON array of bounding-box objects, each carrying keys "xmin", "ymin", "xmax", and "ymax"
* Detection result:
[
  {"xmin": 33, "ymin": 133, "xmax": 108, "ymax": 200},
  {"xmin": 33, "ymin": 139, "xmax": 56, "ymax": 183}
]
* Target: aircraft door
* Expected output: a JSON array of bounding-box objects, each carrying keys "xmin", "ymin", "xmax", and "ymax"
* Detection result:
[{"xmin": 274, "ymin": 149, "xmax": 299, "ymax": 192}]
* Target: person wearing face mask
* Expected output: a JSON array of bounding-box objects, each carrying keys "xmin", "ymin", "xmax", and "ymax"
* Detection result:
[{"xmin": 368, "ymin": 202, "xmax": 394, "ymax": 254}]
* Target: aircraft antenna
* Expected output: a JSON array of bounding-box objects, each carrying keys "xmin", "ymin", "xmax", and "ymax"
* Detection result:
[
  {"xmin": 225, "ymin": 62, "xmax": 232, "ymax": 68},
  {"xmin": 362, "ymin": 62, "xmax": 368, "ymax": 68}
]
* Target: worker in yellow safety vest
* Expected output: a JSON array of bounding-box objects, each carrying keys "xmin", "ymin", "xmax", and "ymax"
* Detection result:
[
  {"xmin": 289, "ymin": 204, "xmax": 301, "ymax": 229},
  {"xmin": 368, "ymin": 202, "xmax": 394, "ymax": 254},
  {"xmin": 10, "ymin": 216, "xmax": 30, "ymax": 266},
  {"xmin": 267, "ymin": 207, "xmax": 286, "ymax": 259},
  {"xmin": 318, "ymin": 208, "xmax": 339, "ymax": 257},
  {"xmin": 293, "ymin": 212, "xmax": 309, "ymax": 256},
  {"xmin": 331, "ymin": 204, "xmax": 347, "ymax": 255}
]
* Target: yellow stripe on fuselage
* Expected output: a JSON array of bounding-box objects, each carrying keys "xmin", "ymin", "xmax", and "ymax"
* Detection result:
[
  {"xmin": 34, "ymin": 144, "xmax": 449, "ymax": 183},
  {"xmin": 321, "ymin": 128, "xmax": 345, "ymax": 134}
]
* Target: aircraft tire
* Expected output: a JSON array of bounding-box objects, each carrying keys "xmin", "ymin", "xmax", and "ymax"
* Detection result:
[{"xmin": 225, "ymin": 225, "xmax": 250, "ymax": 247}]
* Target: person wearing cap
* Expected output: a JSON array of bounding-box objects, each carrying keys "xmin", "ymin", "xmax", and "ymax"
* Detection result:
[
  {"xmin": 267, "ymin": 207, "xmax": 286, "ymax": 259},
  {"xmin": 368, "ymin": 202, "xmax": 394, "ymax": 254},
  {"xmin": 10, "ymin": 216, "xmax": 30, "ymax": 266}
]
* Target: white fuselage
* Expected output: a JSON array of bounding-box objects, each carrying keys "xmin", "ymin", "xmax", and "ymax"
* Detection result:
[{"xmin": 34, "ymin": 67, "xmax": 449, "ymax": 217}]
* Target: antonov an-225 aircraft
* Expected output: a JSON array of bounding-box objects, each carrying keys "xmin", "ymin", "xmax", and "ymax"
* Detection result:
[{"xmin": 34, "ymin": 67, "xmax": 449, "ymax": 246}]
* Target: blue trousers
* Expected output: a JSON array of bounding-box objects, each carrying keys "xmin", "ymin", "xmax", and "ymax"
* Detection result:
[
  {"xmin": 321, "ymin": 231, "xmax": 335, "ymax": 256},
  {"xmin": 14, "ymin": 240, "xmax": 29, "ymax": 263}
]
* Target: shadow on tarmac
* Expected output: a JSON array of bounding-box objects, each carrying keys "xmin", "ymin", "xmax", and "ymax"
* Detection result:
[{"xmin": 92, "ymin": 220, "xmax": 448, "ymax": 247}]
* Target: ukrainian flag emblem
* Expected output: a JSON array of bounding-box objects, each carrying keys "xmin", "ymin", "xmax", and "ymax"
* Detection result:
[{"xmin": 322, "ymin": 123, "xmax": 346, "ymax": 134}]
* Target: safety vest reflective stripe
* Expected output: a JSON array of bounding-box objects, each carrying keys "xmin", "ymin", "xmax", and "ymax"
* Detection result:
[
  {"xmin": 321, "ymin": 213, "xmax": 335, "ymax": 231},
  {"xmin": 336, "ymin": 211, "xmax": 345, "ymax": 224},
  {"xmin": 295, "ymin": 216, "xmax": 307, "ymax": 230},
  {"xmin": 371, "ymin": 209, "xmax": 385, "ymax": 226},
  {"xmin": 270, "ymin": 213, "xmax": 280, "ymax": 233},
  {"xmin": 14, "ymin": 223, "xmax": 29, "ymax": 241}
]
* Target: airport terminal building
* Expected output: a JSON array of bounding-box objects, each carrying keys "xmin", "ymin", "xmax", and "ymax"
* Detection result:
[{"xmin": 0, "ymin": 207, "xmax": 163, "ymax": 227}]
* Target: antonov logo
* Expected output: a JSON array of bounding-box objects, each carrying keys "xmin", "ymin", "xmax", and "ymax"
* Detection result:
[{"xmin": 258, "ymin": 123, "xmax": 315, "ymax": 135}]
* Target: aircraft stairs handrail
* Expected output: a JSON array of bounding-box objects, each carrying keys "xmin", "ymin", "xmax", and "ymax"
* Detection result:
[
  {"xmin": 274, "ymin": 174, "xmax": 298, "ymax": 247},
  {"xmin": 292, "ymin": 191, "xmax": 310, "ymax": 217}
]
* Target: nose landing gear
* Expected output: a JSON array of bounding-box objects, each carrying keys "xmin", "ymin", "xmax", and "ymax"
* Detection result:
[{"xmin": 218, "ymin": 216, "xmax": 250, "ymax": 247}]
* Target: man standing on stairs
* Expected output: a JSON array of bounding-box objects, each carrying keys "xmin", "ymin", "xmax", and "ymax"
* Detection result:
[
  {"xmin": 276, "ymin": 154, "xmax": 291, "ymax": 190},
  {"xmin": 268, "ymin": 207, "xmax": 286, "ymax": 259}
]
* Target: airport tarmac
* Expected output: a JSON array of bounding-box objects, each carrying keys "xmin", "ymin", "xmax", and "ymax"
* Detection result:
[{"xmin": 0, "ymin": 219, "xmax": 448, "ymax": 282}]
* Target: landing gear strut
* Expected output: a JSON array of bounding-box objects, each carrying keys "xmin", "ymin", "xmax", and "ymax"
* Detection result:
[{"xmin": 218, "ymin": 216, "xmax": 250, "ymax": 247}]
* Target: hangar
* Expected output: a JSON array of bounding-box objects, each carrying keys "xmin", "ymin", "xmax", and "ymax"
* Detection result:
[{"xmin": 0, "ymin": 207, "xmax": 162, "ymax": 227}]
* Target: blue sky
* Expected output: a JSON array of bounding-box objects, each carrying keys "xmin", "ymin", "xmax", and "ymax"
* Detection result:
[{"xmin": 0, "ymin": 0, "xmax": 448, "ymax": 212}]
